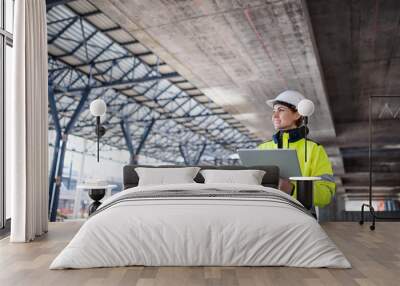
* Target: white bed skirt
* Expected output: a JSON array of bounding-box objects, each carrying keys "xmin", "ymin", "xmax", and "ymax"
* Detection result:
[{"xmin": 50, "ymin": 183, "xmax": 351, "ymax": 269}]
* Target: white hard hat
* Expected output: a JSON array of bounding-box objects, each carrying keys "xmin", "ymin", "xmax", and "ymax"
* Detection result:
[{"xmin": 266, "ymin": 90, "xmax": 305, "ymax": 109}]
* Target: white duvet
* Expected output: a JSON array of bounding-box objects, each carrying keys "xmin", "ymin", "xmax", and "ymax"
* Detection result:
[{"xmin": 50, "ymin": 183, "xmax": 351, "ymax": 269}]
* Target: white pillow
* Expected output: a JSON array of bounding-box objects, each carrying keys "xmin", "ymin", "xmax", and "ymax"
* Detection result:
[
  {"xmin": 135, "ymin": 167, "xmax": 200, "ymax": 186},
  {"xmin": 200, "ymin": 169, "xmax": 266, "ymax": 185}
]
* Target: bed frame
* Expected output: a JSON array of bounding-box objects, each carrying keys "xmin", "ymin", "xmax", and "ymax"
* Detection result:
[{"xmin": 123, "ymin": 165, "xmax": 279, "ymax": 189}]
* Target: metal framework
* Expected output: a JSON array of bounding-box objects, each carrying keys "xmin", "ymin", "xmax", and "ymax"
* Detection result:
[
  {"xmin": 46, "ymin": 1, "xmax": 258, "ymax": 220},
  {"xmin": 359, "ymin": 95, "xmax": 400, "ymax": 231}
]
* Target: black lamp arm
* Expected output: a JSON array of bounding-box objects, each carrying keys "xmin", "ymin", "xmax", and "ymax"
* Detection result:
[
  {"xmin": 303, "ymin": 116, "xmax": 308, "ymax": 163},
  {"xmin": 96, "ymin": 117, "xmax": 100, "ymax": 162},
  {"xmin": 95, "ymin": 116, "xmax": 106, "ymax": 162}
]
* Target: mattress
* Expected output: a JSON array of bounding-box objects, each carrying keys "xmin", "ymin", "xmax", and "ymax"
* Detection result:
[{"xmin": 50, "ymin": 183, "xmax": 351, "ymax": 269}]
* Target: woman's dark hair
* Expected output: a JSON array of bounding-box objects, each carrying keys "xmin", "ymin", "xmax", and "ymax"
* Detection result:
[
  {"xmin": 274, "ymin": 100, "xmax": 297, "ymax": 111},
  {"xmin": 295, "ymin": 116, "xmax": 304, "ymax": 127}
]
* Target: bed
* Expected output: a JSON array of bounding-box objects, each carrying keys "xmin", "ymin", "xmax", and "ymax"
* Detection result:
[{"xmin": 50, "ymin": 165, "xmax": 351, "ymax": 269}]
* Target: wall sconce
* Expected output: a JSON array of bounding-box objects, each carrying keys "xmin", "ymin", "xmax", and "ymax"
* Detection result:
[{"xmin": 90, "ymin": 99, "xmax": 107, "ymax": 162}]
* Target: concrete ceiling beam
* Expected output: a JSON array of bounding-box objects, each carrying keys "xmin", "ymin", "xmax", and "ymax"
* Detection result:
[
  {"xmin": 321, "ymin": 120, "xmax": 400, "ymax": 148},
  {"xmin": 90, "ymin": 0, "xmax": 337, "ymax": 141}
]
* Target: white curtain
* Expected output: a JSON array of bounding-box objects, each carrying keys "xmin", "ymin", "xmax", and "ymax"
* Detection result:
[{"xmin": 10, "ymin": 0, "xmax": 48, "ymax": 242}]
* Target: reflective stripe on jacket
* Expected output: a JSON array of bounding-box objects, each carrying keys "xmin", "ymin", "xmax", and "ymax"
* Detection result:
[{"xmin": 258, "ymin": 127, "xmax": 336, "ymax": 208}]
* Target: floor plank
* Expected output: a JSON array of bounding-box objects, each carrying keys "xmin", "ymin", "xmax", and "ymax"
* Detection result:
[{"xmin": 0, "ymin": 222, "xmax": 399, "ymax": 286}]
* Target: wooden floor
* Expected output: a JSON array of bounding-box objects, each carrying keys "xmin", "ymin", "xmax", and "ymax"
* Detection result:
[{"xmin": 0, "ymin": 222, "xmax": 399, "ymax": 286}]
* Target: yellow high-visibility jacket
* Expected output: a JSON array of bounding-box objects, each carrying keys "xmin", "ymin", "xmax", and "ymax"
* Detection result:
[{"xmin": 258, "ymin": 127, "xmax": 336, "ymax": 208}]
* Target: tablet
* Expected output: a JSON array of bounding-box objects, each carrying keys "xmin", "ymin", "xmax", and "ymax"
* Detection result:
[{"xmin": 238, "ymin": 149, "xmax": 302, "ymax": 178}]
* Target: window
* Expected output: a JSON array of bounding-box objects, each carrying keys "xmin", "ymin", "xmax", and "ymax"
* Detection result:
[
  {"xmin": 5, "ymin": 0, "xmax": 13, "ymax": 33},
  {"xmin": 0, "ymin": 0, "xmax": 13, "ymax": 233}
]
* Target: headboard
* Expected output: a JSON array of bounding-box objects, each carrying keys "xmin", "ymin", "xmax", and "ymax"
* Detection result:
[{"xmin": 123, "ymin": 165, "xmax": 279, "ymax": 189}]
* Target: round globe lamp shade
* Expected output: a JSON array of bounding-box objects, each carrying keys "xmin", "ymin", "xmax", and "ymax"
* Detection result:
[
  {"xmin": 90, "ymin": 99, "xmax": 107, "ymax": 117},
  {"xmin": 297, "ymin": 99, "xmax": 315, "ymax": 117}
]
